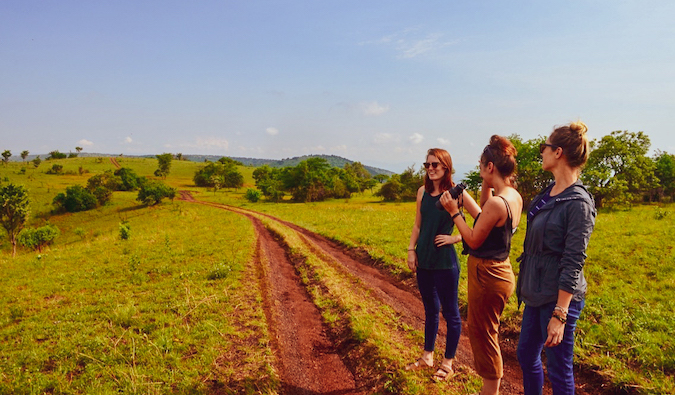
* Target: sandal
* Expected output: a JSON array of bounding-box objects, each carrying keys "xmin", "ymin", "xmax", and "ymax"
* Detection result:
[
  {"xmin": 405, "ymin": 358, "xmax": 433, "ymax": 371},
  {"xmin": 431, "ymin": 365, "xmax": 454, "ymax": 382}
]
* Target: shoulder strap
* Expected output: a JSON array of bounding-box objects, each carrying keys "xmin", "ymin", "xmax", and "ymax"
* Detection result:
[{"xmin": 497, "ymin": 195, "xmax": 513, "ymax": 221}]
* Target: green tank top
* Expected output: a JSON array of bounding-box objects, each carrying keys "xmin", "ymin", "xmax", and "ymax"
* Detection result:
[{"xmin": 415, "ymin": 191, "xmax": 459, "ymax": 270}]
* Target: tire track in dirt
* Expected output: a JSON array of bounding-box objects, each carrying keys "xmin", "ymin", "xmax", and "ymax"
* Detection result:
[
  {"xmin": 110, "ymin": 157, "xmax": 121, "ymax": 169},
  {"xmin": 179, "ymin": 191, "xmax": 606, "ymax": 395}
]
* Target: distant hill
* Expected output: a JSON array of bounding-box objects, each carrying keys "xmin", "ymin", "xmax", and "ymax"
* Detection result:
[
  {"xmin": 11, "ymin": 153, "xmax": 395, "ymax": 177},
  {"xmin": 183, "ymin": 154, "xmax": 395, "ymax": 176}
]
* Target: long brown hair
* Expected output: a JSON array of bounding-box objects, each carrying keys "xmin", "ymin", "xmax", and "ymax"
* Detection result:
[{"xmin": 424, "ymin": 148, "xmax": 454, "ymax": 194}]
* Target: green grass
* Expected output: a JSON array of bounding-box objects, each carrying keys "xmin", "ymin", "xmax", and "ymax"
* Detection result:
[{"xmin": 0, "ymin": 159, "xmax": 277, "ymax": 394}]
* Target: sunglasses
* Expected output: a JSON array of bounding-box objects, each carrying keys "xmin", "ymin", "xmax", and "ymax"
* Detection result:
[
  {"xmin": 423, "ymin": 162, "xmax": 442, "ymax": 169},
  {"xmin": 539, "ymin": 143, "xmax": 560, "ymax": 154}
]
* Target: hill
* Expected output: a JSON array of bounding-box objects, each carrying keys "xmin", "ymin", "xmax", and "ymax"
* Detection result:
[{"xmin": 9, "ymin": 153, "xmax": 395, "ymax": 177}]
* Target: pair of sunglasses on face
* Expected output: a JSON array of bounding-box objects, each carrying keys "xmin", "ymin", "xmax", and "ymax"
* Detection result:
[
  {"xmin": 423, "ymin": 162, "xmax": 444, "ymax": 169},
  {"xmin": 539, "ymin": 143, "xmax": 560, "ymax": 154}
]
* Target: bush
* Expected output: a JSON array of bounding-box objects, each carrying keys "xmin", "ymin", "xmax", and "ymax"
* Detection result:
[
  {"xmin": 244, "ymin": 189, "xmax": 261, "ymax": 202},
  {"xmin": 137, "ymin": 180, "xmax": 176, "ymax": 206},
  {"xmin": 87, "ymin": 171, "xmax": 121, "ymax": 191},
  {"xmin": 114, "ymin": 168, "xmax": 140, "ymax": 191},
  {"xmin": 46, "ymin": 164, "xmax": 63, "ymax": 174},
  {"xmin": 119, "ymin": 221, "xmax": 131, "ymax": 240},
  {"xmin": 93, "ymin": 186, "xmax": 113, "ymax": 206},
  {"xmin": 18, "ymin": 224, "xmax": 59, "ymax": 252},
  {"xmin": 53, "ymin": 185, "xmax": 97, "ymax": 212}
]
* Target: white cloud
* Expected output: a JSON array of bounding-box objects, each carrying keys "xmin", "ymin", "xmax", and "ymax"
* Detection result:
[
  {"xmin": 437, "ymin": 138, "xmax": 450, "ymax": 146},
  {"xmin": 266, "ymin": 127, "xmax": 279, "ymax": 136},
  {"xmin": 363, "ymin": 29, "xmax": 458, "ymax": 59},
  {"xmin": 194, "ymin": 137, "xmax": 229, "ymax": 150},
  {"xmin": 124, "ymin": 137, "xmax": 133, "ymax": 144},
  {"xmin": 77, "ymin": 139, "xmax": 93, "ymax": 147},
  {"xmin": 410, "ymin": 133, "xmax": 424, "ymax": 144},
  {"xmin": 361, "ymin": 101, "xmax": 390, "ymax": 116},
  {"xmin": 331, "ymin": 144, "xmax": 348, "ymax": 151}
]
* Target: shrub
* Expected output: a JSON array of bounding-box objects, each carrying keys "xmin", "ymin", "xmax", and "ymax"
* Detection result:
[
  {"xmin": 244, "ymin": 189, "xmax": 261, "ymax": 202},
  {"xmin": 17, "ymin": 224, "xmax": 59, "ymax": 252},
  {"xmin": 119, "ymin": 221, "xmax": 131, "ymax": 240},
  {"xmin": 114, "ymin": 168, "xmax": 140, "ymax": 191},
  {"xmin": 46, "ymin": 164, "xmax": 63, "ymax": 174},
  {"xmin": 137, "ymin": 180, "xmax": 176, "ymax": 206},
  {"xmin": 53, "ymin": 185, "xmax": 97, "ymax": 212},
  {"xmin": 87, "ymin": 171, "xmax": 121, "ymax": 191},
  {"xmin": 93, "ymin": 186, "xmax": 113, "ymax": 206}
]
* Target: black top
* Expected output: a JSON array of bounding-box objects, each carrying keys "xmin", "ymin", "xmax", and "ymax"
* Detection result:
[
  {"xmin": 415, "ymin": 191, "xmax": 459, "ymax": 270},
  {"xmin": 464, "ymin": 196, "xmax": 514, "ymax": 261}
]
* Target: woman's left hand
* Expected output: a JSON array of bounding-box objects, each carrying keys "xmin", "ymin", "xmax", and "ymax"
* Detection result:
[
  {"xmin": 439, "ymin": 191, "xmax": 459, "ymax": 214},
  {"xmin": 544, "ymin": 317, "xmax": 566, "ymax": 347},
  {"xmin": 434, "ymin": 234, "xmax": 458, "ymax": 247}
]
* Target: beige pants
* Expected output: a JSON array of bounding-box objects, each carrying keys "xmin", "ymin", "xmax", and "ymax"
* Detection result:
[{"xmin": 467, "ymin": 255, "xmax": 516, "ymax": 380}]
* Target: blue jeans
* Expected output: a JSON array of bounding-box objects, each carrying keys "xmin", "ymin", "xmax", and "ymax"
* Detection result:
[
  {"xmin": 517, "ymin": 299, "xmax": 585, "ymax": 395},
  {"xmin": 416, "ymin": 267, "xmax": 462, "ymax": 359}
]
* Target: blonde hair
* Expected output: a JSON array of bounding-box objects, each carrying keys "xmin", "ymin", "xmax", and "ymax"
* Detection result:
[{"xmin": 550, "ymin": 120, "xmax": 590, "ymax": 168}]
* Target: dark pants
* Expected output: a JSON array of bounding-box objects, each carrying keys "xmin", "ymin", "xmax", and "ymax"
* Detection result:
[
  {"xmin": 416, "ymin": 267, "xmax": 462, "ymax": 359},
  {"xmin": 517, "ymin": 299, "xmax": 585, "ymax": 395}
]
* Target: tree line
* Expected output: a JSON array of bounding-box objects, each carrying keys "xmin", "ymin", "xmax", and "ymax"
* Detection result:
[{"xmin": 379, "ymin": 130, "xmax": 675, "ymax": 208}]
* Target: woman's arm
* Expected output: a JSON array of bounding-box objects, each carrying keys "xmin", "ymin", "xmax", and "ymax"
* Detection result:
[
  {"xmin": 545, "ymin": 290, "xmax": 573, "ymax": 347},
  {"xmin": 407, "ymin": 186, "xmax": 425, "ymax": 272},
  {"xmin": 479, "ymin": 180, "xmax": 492, "ymax": 207},
  {"xmin": 440, "ymin": 193, "xmax": 505, "ymax": 250}
]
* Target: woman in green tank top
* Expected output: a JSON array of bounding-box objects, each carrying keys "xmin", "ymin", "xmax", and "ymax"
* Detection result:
[{"xmin": 405, "ymin": 148, "xmax": 463, "ymax": 382}]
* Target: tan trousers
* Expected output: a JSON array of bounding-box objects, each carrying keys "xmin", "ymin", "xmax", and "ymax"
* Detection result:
[{"xmin": 467, "ymin": 255, "xmax": 516, "ymax": 380}]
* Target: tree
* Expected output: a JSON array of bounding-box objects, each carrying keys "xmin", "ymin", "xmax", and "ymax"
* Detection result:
[
  {"xmin": 344, "ymin": 161, "xmax": 372, "ymax": 192},
  {"xmin": 462, "ymin": 168, "xmax": 483, "ymax": 196},
  {"xmin": 114, "ymin": 168, "xmax": 141, "ymax": 191},
  {"xmin": 0, "ymin": 183, "xmax": 30, "ymax": 257},
  {"xmin": 53, "ymin": 185, "xmax": 97, "ymax": 213},
  {"xmin": 193, "ymin": 160, "xmax": 244, "ymax": 189},
  {"xmin": 508, "ymin": 134, "xmax": 552, "ymax": 208},
  {"xmin": 137, "ymin": 180, "xmax": 176, "ymax": 205},
  {"xmin": 47, "ymin": 150, "xmax": 67, "ymax": 160},
  {"xmin": 1, "ymin": 150, "xmax": 11, "ymax": 166},
  {"xmin": 373, "ymin": 174, "xmax": 390, "ymax": 183},
  {"xmin": 280, "ymin": 157, "xmax": 332, "ymax": 202},
  {"xmin": 32, "ymin": 156, "xmax": 41, "ymax": 168},
  {"xmin": 653, "ymin": 151, "xmax": 675, "ymax": 201},
  {"xmin": 581, "ymin": 130, "xmax": 656, "ymax": 207},
  {"xmin": 154, "ymin": 153, "xmax": 173, "ymax": 179},
  {"xmin": 21, "ymin": 150, "xmax": 29, "ymax": 163},
  {"xmin": 18, "ymin": 224, "xmax": 59, "ymax": 252},
  {"xmin": 375, "ymin": 166, "xmax": 423, "ymax": 202},
  {"xmin": 75, "ymin": 146, "xmax": 83, "ymax": 153}
]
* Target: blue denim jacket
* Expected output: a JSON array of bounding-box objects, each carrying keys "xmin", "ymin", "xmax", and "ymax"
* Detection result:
[{"xmin": 516, "ymin": 180, "xmax": 596, "ymax": 307}]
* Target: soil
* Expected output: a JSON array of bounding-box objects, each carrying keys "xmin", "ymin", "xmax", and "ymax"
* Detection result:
[
  {"xmin": 179, "ymin": 191, "xmax": 612, "ymax": 395},
  {"xmin": 110, "ymin": 157, "xmax": 121, "ymax": 169}
]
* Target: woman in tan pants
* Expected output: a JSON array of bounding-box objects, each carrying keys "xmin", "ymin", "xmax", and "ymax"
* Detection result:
[{"xmin": 440, "ymin": 135, "xmax": 522, "ymax": 395}]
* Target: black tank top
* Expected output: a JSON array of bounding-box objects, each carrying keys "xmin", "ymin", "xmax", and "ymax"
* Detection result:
[{"xmin": 464, "ymin": 196, "xmax": 514, "ymax": 261}]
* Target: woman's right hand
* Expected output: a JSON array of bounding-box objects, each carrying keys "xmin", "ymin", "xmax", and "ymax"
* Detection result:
[{"xmin": 407, "ymin": 250, "xmax": 418, "ymax": 272}]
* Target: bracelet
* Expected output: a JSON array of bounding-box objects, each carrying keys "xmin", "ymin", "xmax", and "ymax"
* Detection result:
[
  {"xmin": 407, "ymin": 248, "xmax": 415, "ymax": 251},
  {"xmin": 554, "ymin": 305, "xmax": 568, "ymax": 316},
  {"xmin": 551, "ymin": 312, "xmax": 567, "ymax": 324},
  {"xmin": 451, "ymin": 212, "xmax": 461, "ymax": 220}
]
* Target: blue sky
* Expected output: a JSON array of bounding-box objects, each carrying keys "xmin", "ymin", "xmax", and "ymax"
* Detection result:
[{"xmin": 1, "ymin": 1, "xmax": 674, "ymax": 174}]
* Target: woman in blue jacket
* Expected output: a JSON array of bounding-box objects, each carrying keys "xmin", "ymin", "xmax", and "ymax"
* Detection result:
[{"xmin": 516, "ymin": 121, "xmax": 596, "ymax": 395}]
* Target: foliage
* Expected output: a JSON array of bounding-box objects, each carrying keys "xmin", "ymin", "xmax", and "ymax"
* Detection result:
[
  {"xmin": 373, "ymin": 174, "xmax": 390, "ymax": 183},
  {"xmin": 653, "ymin": 151, "xmax": 675, "ymax": 201},
  {"xmin": 53, "ymin": 185, "xmax": 97, "ymax": 213},
  {"xmin": 1, "ymin": 150, "xmax": 11, "ymax": 166},
  {"xmin": 0, "ymin": 183, "xmax": 30, "ymax": 257},
  {"xmin": 17, "ymin": 224, "xmax": 59, "ymax": 252},
  {"xmin": 508, "ymin": 134, "xmax": 552, "ymax": 207},
  {"xmin": 92, "ymin": 186, "xmax": 113, "ymax": 206},
  {"xmin": 119, "ymin": 220, "xmax": 131, "ymax": 240},
  {"xmin": 376, "ymin": 166, "xmax": 424, "ymax": 202},
  {"xmin": 244, "ymin": 188, "xmax": 262, "ymax": 202},
  {"xmin": 20, "ymin": 150, "xmax": 29, "ymax": 162},
  {"xmin": 462, "ymin": 169, "xmax": 482, "ymax": 195},
  {"xmin": 46, "ymin": 164, "xmax": 64, "ymax": 174},
  {"xmin": 582, "ymin": 131, "xmax": 656, "ymax": 208},
  {"xmin": 114, "ymin": 167, "xmax": 141, "ymax": 191},
  {"xmin": 86, "ymin": 170, "xmax": 121, "ymax": 191},
  {"xmin": 154, "ymin": 153, "xmax": 173, "ymax": 179},
  {"xmin": 32, "ymin": 156, "xmax": 41, "ymax": 168},
  {"xmin": 253, "ymin": 165, "xmax": 286, "ymax": 202},
  {"xmin": 193, "ymin": 158, "xmax": 244, "ymax": 189},
  {"xmin": 137, "ymin": 180, "xmax": 176, "ymax": 205},
  {"xmin": 47, "ymin": 150, "xmax": 67, "ymax": 160}
]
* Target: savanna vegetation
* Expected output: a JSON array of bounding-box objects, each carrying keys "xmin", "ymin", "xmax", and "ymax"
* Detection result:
[{"xmin": 1, "ymin": 127, "xmax": 674, "ymax": 394}]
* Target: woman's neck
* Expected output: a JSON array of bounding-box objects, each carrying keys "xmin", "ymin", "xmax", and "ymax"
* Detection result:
[{"xmin": 551, "ymin": 166, "xmax": 578, "ymax": 195}]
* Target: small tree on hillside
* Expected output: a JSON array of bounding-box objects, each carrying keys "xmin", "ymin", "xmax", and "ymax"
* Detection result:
[
  {"xmin": 1, "ymin": 150, "xmax": 11, "ymax": 166},
  {"xmin": 32, "ymin": 156, "xmax": 42, "ymax": 168},
  {"xmin": 0, "ymin": 183, "xmax": 30, "ymax": 257},
  {"xmin": 137, "ymin": 180, "xmax": 176, "ymax": 205},
  {"xmin": 155, "ymin": 153, "xmax": 173, "ymax": 179},
  {"xmin": 18, "ymin": 224, "xmax": 59, "ymax": 252},
  {"xmin": 21, "ymin": 150, "xmax": 29, "ymax": 163},
  {"xmin": 76, "ymin": 146, "xmax": 83, "ymax": 154},
  {"xmin": 47, "ymin": 151, "xmax": 67, "ymax": 160}
]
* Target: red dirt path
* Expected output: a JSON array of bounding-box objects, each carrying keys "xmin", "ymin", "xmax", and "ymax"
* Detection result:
[{"xmin": 179, "ymin": 191, "xmax": 609, "ymax": 395}]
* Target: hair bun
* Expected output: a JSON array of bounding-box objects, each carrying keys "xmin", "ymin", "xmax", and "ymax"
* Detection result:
[{"xmin": 569, "ymin": 121, "xmax": 588, "ymax": 135}]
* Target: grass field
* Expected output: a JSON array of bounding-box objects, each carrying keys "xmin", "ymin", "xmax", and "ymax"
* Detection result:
[{"xmin": 1, "ymin": 157, "xmax": 674, "ymax": 393}]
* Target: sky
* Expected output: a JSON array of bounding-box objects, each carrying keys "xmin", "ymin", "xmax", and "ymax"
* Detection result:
[{"xmin": 1, "ymin": 0, "xmax": 674, "ymax": 175}]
